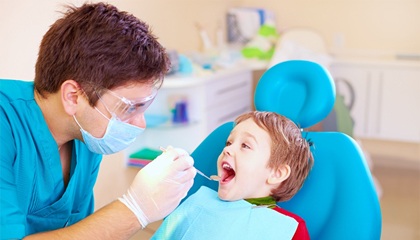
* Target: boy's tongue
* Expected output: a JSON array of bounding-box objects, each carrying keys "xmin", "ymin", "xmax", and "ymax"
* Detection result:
[{"xmin": 221, "ymin": 162, "xmax": 236, "ymax": 183}]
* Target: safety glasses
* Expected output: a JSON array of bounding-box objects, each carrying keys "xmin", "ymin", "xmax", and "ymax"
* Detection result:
[{"xmin": 96, "ymin": 87, "xmax": 158, "ymax": 122}]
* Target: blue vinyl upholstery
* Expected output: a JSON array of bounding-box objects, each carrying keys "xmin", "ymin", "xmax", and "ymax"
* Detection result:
[{"xmin": 189, "ymin": 60, "xmax": 382, "ymax": 240}]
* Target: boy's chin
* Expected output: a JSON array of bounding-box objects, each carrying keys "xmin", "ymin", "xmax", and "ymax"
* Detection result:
[
  {"xmin": 217, "ymin": 190, "xmax": 240, "ymax": 202},
  {"xmin": 217, "ymin": 190, "xmax": 231, "ymax": 201}
]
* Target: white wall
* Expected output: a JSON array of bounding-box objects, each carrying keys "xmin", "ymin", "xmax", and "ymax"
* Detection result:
[
  {"xmin": 2, "ymin": 0, "xmax": 419, "ymax": 81},
  {"xmin": 0, "ymin": 0, "xmax": 238, "ymax": 80},
  {"xmin": 0, "ymin": 0, "xmax": 111, "ymax": 80},
  {"xmin": 1, "ymin": 1, "xmax": 61, "ymax": 80}
]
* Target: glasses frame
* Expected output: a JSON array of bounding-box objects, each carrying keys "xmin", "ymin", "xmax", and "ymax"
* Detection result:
[{"xmin": 96, "ymin": 87, "xmax": 158, "ymax": 122}]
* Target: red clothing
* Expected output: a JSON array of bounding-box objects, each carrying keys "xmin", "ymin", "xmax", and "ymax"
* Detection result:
[{"xmin": 273, "ymin": 206, "xmax": 310, "ymax": 240}]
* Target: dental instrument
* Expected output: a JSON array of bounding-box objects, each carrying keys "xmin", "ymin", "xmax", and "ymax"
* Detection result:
[
  {"xmin": 196, "ymin": 168, "xmax": 220, "ymax": 181},
  {"xmin": 160, "ymin": 147, "xmax": 220, "ymax": 181}
]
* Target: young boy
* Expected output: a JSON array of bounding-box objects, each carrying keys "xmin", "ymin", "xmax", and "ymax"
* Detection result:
[{"xmin": 152, "ymin": 111, "xmax": 314, "ymax": 240}]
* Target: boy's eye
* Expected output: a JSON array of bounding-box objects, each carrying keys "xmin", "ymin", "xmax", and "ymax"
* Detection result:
[
  {"xmin": 242, "ymin": 143, "xmax": 250, "ymax": 149},
  {"xmin": 225, "ymin": 141, "xmax": 232, "ymax": 146}
]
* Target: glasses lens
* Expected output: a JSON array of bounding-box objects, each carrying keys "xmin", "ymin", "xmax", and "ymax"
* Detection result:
[
  {"xmin": 101, "ymin": 88, "xmax": 157, "ymax": 122},
  {"xmin": 118, "ymin": 96, "xmax": 155, "ymax": 121}
]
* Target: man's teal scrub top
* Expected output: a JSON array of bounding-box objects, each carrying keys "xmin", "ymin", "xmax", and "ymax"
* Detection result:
[{"xmin": 0, "ymin": 80, "xmax": 103, "ymax": 239}]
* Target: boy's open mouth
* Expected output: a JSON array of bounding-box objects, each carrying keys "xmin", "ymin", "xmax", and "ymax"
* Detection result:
[{"xmin": 221, "ymin": 162, "xmax": 236, "ymax": 183}]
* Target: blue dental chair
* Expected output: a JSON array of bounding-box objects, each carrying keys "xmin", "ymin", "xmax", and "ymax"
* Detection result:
[{"xmin": 188, "ymin": 60, "xmax": 382, "ymax": 240}]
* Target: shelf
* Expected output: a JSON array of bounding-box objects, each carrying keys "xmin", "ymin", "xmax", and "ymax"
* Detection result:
[{"xmin": 162, "ymin": 65, "xmax": 251, "ymax": 88}]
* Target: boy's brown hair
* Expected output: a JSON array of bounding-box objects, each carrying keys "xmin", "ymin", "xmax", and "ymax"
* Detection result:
[
  {"xmin": 235, "ymin": 111, "xmax": 314, "ymax": 202},
  {"xmin": 34, "ymin": 2, "xmax": 170, "ymax": 106}
]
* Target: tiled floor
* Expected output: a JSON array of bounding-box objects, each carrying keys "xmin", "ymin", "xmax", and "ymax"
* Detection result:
[{"xmin": 371, "ymin": 158, "xmax": 420, "ymax": 240}]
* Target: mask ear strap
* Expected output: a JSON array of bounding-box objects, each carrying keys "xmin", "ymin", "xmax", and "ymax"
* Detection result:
[{"xmin": 73, "ymin": 115, "xmax": 84, "ymax": 130}]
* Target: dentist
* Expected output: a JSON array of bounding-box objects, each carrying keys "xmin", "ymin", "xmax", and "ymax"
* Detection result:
[{"xmin": 0, "ymin": 2, "xmax": 196, "ymax": 239}]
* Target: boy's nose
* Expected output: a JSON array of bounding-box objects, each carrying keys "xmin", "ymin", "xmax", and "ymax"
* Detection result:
[{"xmin": 223, "ymin": 146, "xmax": 232, "ymax": 156}]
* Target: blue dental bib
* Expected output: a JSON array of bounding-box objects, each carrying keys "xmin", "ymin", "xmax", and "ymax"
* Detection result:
[{"xmin": 152, "ymin": 186, "xmax": 298, "ymax": 240}]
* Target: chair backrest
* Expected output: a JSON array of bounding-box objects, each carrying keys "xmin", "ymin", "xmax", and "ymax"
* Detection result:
[
  {"xmin": 269, "ymin": 28, "xmax": 355, "ymax": 137},
  {"xmin": 189, "ymin": 60, "xmax": 382, "ymax": 240},
  {"xmin": 279, "ymin": 131, "xmax": 381, "ymax": 239}
]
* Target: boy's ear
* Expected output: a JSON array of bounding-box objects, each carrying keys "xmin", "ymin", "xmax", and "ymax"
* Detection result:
[
  {"xmin": 61, "ymin": 80, "xmax": 82, "ymax": 115},
  {"xmin": 267, "ymin": 164, "xmax": 291, "ymax": 185}
]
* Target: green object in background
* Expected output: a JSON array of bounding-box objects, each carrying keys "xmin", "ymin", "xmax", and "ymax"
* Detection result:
[
  {"xmin": 320, "ymin": 92, "xmax": 354, "ymax": 137},
  {"xmin": 241, "ymin": 47, "xmax": 275, "ymax": 60},
  {"xmin": 334, "ymin": 94, "xmax": 354, "ymax": 137},
  {"xmin": 258, "ymin": 24, "xmax": 278, "ymax": 38},
  {"xmin": 241, "ymin": 22, "xmax": 279, "ymax": 60},
  {"xmin": 129, "ymin": 147, "xmax": 161, "ymax": 160}
]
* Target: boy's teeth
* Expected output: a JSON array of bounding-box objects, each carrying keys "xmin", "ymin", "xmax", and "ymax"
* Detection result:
[{"xmin": 222, "ymin": 163, "xmax": 231, "ymax": 170}]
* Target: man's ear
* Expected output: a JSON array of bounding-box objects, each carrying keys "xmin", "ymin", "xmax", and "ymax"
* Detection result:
[
  {"xmin": 267, "ymin": 164, "xmax": 291, "ymax": 185},
  {"xmin": 61, "ymin": 80, "xmax": 82, "ymax": 115}
]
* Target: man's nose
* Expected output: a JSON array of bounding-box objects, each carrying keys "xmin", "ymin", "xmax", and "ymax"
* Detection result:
[{"xmin": 128, "ymin": 113, "xmax": 146, "ymax": 128}]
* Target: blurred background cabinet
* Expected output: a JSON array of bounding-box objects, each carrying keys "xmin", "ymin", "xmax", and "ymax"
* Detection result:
[
  {"xmin": 125, "ymin": 66, "xmax": 253, "ymax": 157},
  {"xmin": 331, "ymin": 60, "xmax": 420, "ymax": 143}
]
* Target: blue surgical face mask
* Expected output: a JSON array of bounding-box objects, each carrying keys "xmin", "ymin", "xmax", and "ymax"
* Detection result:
[{"xmin": 73, "ymin": 109, "xmax": 144, "ymax": 155}]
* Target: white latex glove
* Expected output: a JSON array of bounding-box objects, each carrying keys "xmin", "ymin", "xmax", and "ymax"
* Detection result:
[{"xmin": 119, "ymin": 146, "xmax": 196, "ymax": 228}]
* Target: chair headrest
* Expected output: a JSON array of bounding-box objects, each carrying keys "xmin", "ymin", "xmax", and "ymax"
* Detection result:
[{"xmin": 254, "ymin": 60, "xmax": 336, "ymax": 128}]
